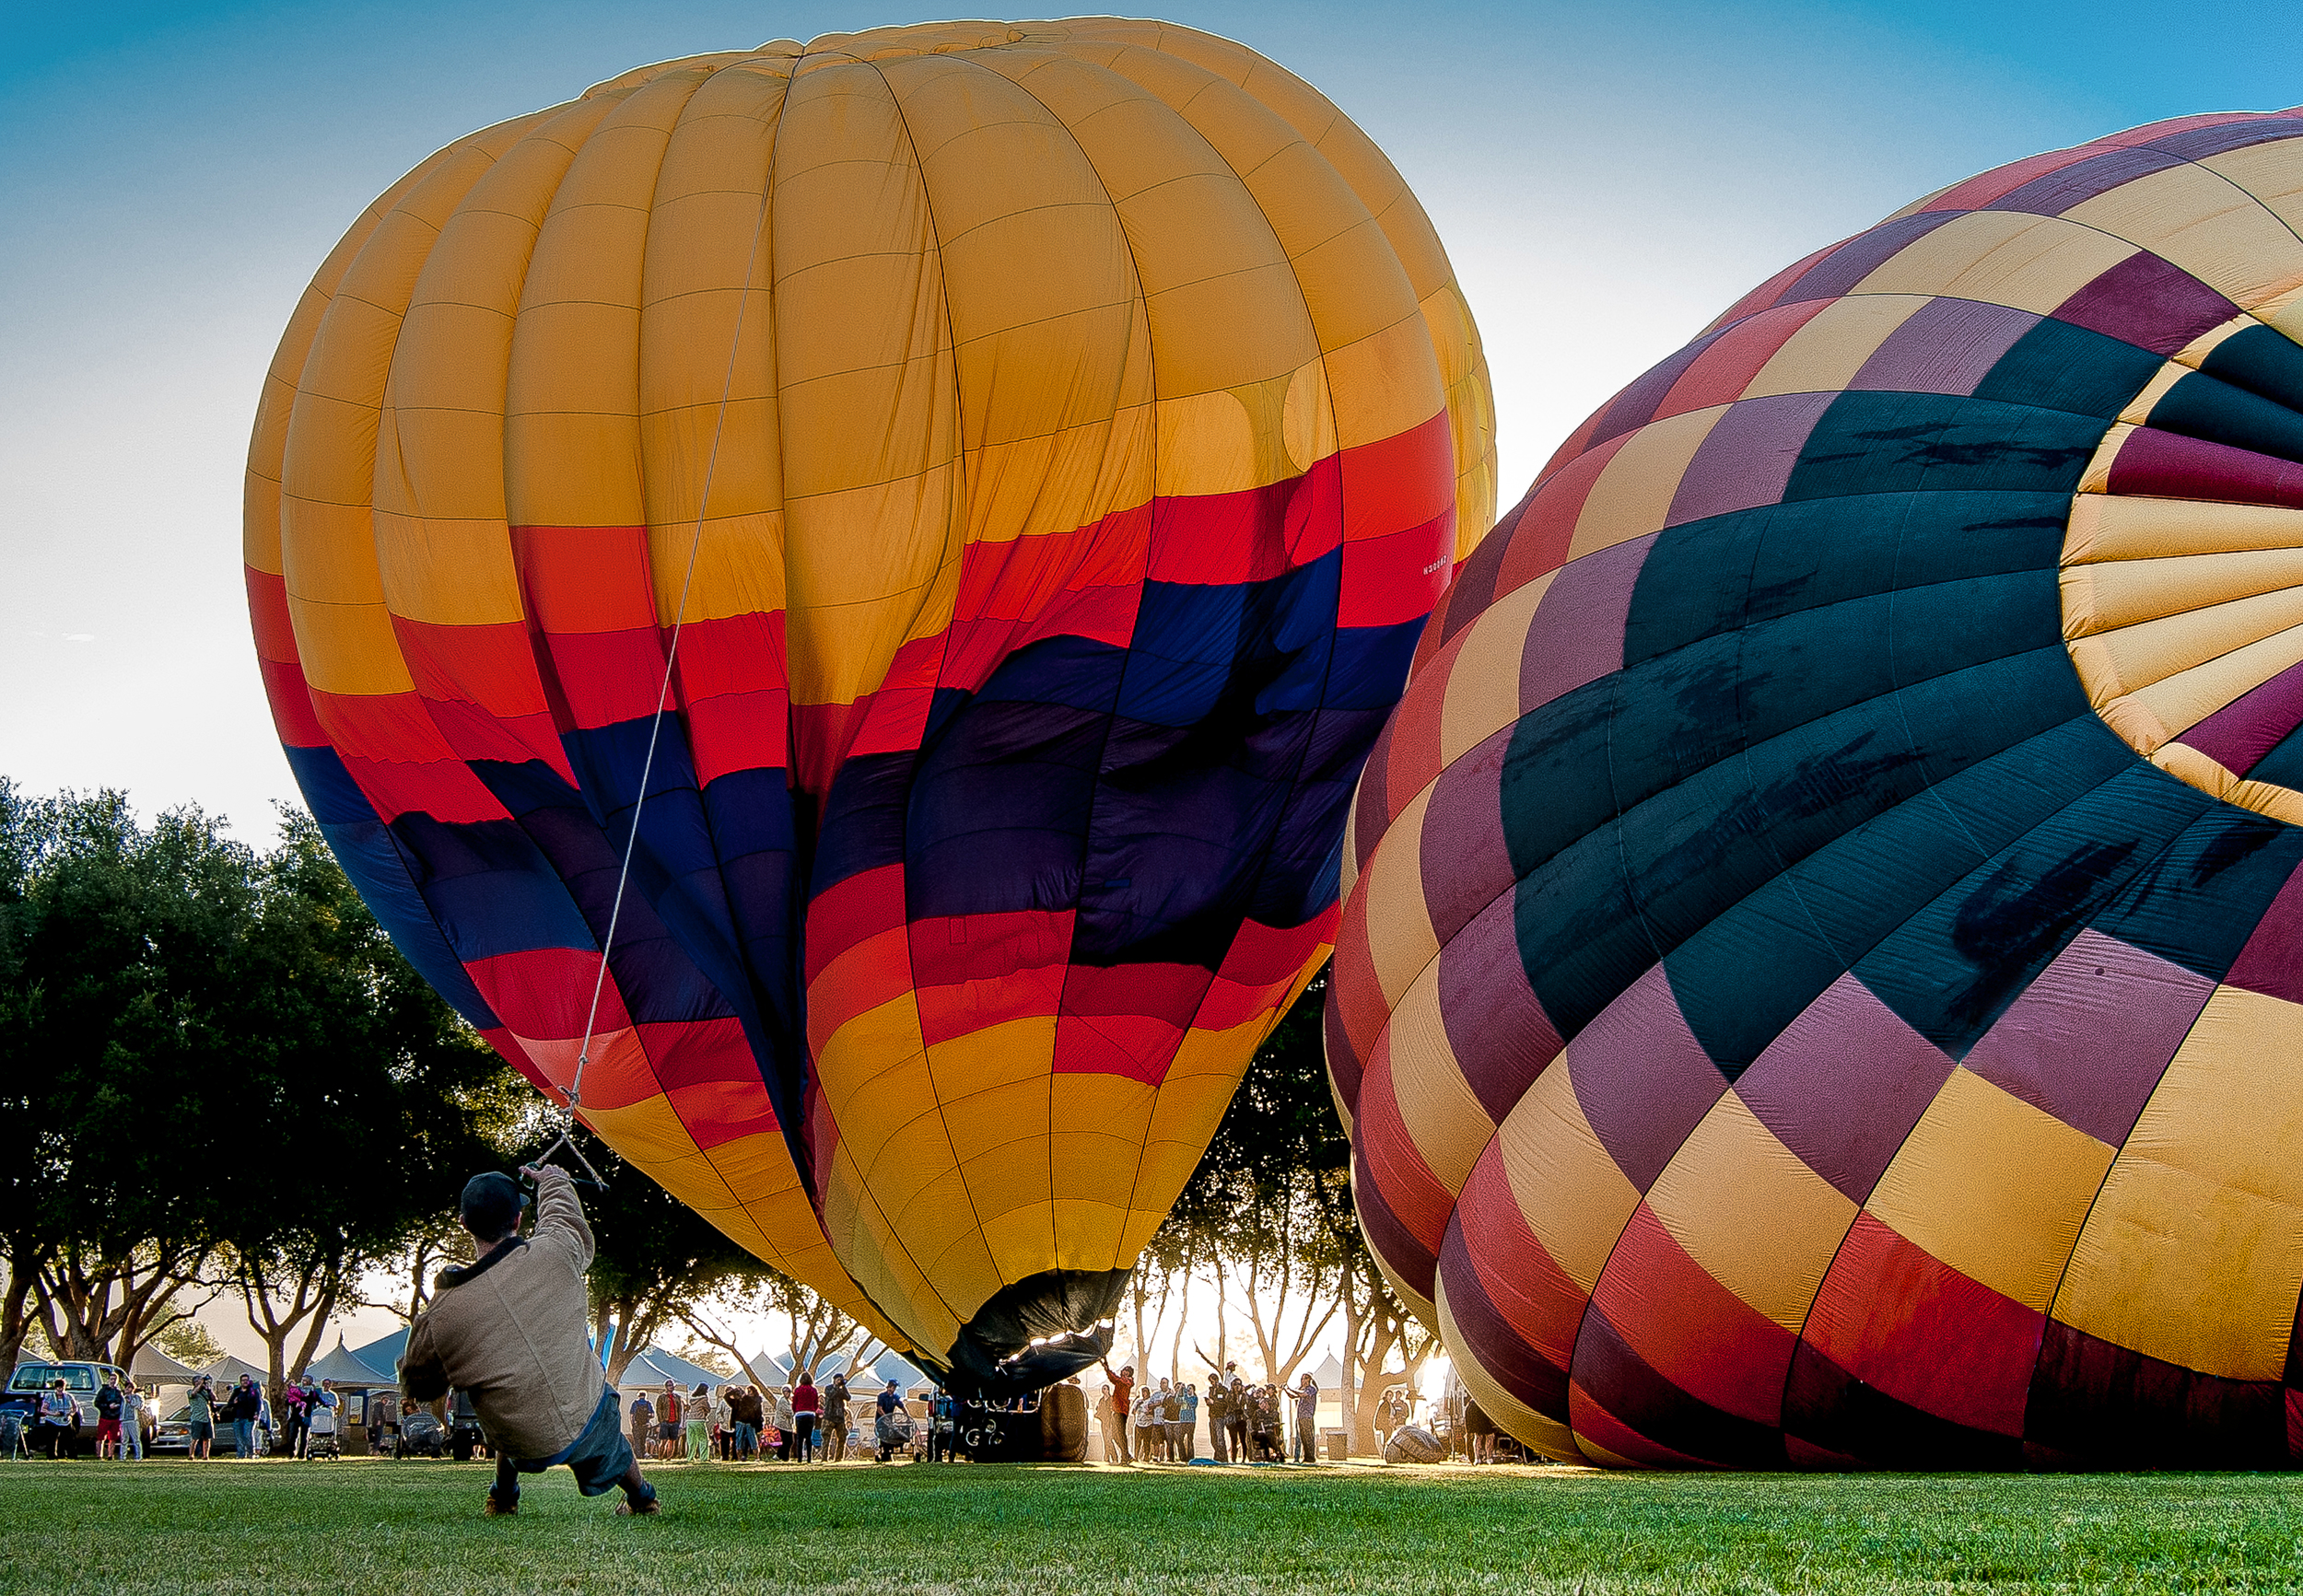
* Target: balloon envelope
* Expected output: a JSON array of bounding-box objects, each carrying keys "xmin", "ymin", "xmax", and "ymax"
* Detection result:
[
  {"xmin": 246, "ymin": 18, "xmax": 1493, "ymax": 1391},
  {"xmin": 1330, "ymin": 107, "xmax": 2303, "ymax": 1465}
]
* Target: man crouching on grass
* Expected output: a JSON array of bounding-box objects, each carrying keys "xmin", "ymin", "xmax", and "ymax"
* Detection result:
[{"xmin": 402, "ymin": 1165, "xmax": 659, "ymax": 1517}]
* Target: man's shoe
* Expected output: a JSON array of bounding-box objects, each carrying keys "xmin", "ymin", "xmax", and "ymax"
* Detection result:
[
  {"xmin": 616, "ymin": 1495, "xmax": 661, "ymax": 1516},
  {"xmin": 483, "ymin": 1496, "xmax": 518, "ymax": 1517}
]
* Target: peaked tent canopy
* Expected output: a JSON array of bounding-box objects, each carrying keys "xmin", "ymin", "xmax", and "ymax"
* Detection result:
[
  {"xmin": 305, "ymin": 1337, "xmax": 394, "ymax": 1387},
  {"xmin": 129, "ymin": 1344, "xmax": 202, "ymax": 1387},
  {"xmin": 199, "ymin": 1355, "xmax": 272, "ymax": 1387}
]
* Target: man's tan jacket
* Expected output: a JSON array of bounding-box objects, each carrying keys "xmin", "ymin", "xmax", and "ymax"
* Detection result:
[{"xmin": 401, "ymin": 1167, "xmax": 605, "ymax": 1460}]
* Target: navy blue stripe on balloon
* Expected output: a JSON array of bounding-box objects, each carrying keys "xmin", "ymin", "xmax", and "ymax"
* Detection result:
[{"xmin": 283, "ymin": 741, "xmax": 500, "ymax": 1030}]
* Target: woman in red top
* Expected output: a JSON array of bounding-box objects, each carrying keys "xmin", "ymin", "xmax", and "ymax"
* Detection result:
[{"xmin": 790, "ymin": 1374, "xmax": 820, "ymax": 1464}]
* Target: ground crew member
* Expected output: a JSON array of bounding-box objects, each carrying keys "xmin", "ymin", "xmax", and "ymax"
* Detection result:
[{"xmin": 402, "ymin": 1164, "xmax": 658, "ymax": 1516}]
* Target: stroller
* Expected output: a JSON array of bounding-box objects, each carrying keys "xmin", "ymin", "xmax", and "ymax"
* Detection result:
[
  {"xmin": 0, "ymin": 1410, "xmax": 25, "ymax": 1461},
  {"xmin": 304, "ymin": 1400, "xmax": 341, "ymax": 1461}
]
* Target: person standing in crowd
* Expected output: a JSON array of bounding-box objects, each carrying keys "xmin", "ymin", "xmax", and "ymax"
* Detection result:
[
  {"xmin": 1293, "ymin": 1373, "xmax": 1319, "ymax": 1462},
  {"xmin": 1222, "ymin": 1365, "xmax": 1249, "ymax": 1462},
  {"xmin": 923, "ymin": 1387, "xmax": 948, "ymax": 1463},
  {"xmin": 1098, "ymin": 1359, "xmax": 1135, "ymax": 1463},
  {"xmin": 790, "ymin": 1371, "xmax": 819, "ymax": 1463},
  {"xmin": 1093, "ymin": 1382, "xmax": 1119, "ymax": 1463},
  {"xmin": 872, "ymin": 1379, "xmax": 903, "ymax": 1462},
  {"xmin": 771, "ymin": 1385, "xmax": 795, "ymax": 1462},
  {"xmin": 94, "ymin": 1371, "xmax": 123, "ymax": 1459},
  {"xmin": 733, "ymin": 1382, "xmax": 765, "ymax": 1461},
  {"xmin": 1463, "ymin": 1395, "xmax": 1495, "ymax": 1463},
  {"xmin": 119, "ymin": 1378, "xmax": 146, "ymax": 1461},
  {"xmin": 627, "ymin": 1389, "xmax": 654, "ymax": 1459},
  {"xmin": 228, "ymin": 1374, "xmax": 262, "ymax": 1460},
  {"xmin": 34, "ymin": 1378, "xmax": 77, "ymax": 1460},
  {"xmin": 1204, "ymin": 1372, "xmax": 1227, "ymax": 1462},
  {"xmin": 684, "ymin": 1382, "xmax": 710, "ymax": 1462},
  {"xmin": 1178, "ymin": 1382, "xmax": 1199, "ymax": 1462},
  {"xmin": 707, "ymin": 1384, "xmax": 732, "ymax": 1461},
  {"xmin": 363, "ymin": 1384, "xmax": 397, "ymax": 1456},
  {"xmin": 822, "ymin": 1374, "xmax": 848, "ymax": 1463},
  {"xmin": 655, "ymin": 1380, "xmax": 682, "ymax": 1461},
  {"xmin": 1128, "ymin": 1381, "xmax": 1157, "ymax": 1462},
  {"xmin": 280, "ymin": 1380, "xmax": 307, "ymax": 1459},
  {"xmin": 183, "ymin": 1378, "xmax": 216, "ymax": 1461}
]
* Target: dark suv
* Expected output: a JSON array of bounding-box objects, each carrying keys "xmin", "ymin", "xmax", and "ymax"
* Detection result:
[{"xmin": 4, "ymin": 1361, "xmax": 128, "ymax": 1457}]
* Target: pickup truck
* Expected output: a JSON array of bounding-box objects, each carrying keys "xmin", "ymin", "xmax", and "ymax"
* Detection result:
[{"xmin": 4, "ymin": 1360, "xmax": 129, "ymax": 1458}]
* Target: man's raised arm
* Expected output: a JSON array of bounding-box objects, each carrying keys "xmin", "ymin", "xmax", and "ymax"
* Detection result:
[{"xmin": 521, "ymin": 1162, "xmax": 595, "ymax": 1274}]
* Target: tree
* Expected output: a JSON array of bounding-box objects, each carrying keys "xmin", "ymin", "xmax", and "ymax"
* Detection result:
[
  {"xmin": 0, "ymin": 788, "xmax": 256, "ymax": 1366},
  {"xmin": 681, "ymin": 1268, "xmax": 890, "ymax": 1389},
  {"xmin": 149, "ymin": 1312, "xmax": 226, "ymax": 1370},
  {"xmin": 1165, "ymin": 971, "xmax": 1350, "ymax": 1388}
]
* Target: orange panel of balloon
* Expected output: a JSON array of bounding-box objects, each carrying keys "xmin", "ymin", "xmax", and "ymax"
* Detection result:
[
  {"xmin": 1330, "ymin": 107, "xmax": 2303, "ymax": 1466},
  {"xmin": 244, "ymin": 18, "xmax": 1494, "ymax": 1392}
]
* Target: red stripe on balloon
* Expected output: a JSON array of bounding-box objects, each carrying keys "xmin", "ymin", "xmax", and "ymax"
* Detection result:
[
  {"xmin": 1352, "ymin": 1032, "xmax": 1454, "ymax": 1255},
  {"xmin": 1800, "ymin": 1213, "xmax": 2041, "ymax": 1439},
  {"xmin": 307, "ymin": 688, "xmax": 512, "ymax": 824},
  {"xmin": 255, "ymin": 656, "xmax": 329, "ymax": 750},
  {"xmin": 1655, "ymin": 299, "xmax": 1833, "ymax": 420},
  {"xmin": 391, "ymin": 615, "xmax": 571, "ymax": 774},
  {"xmin": 1455, "ymin": 1140, "xmax": 1586, "ymax": 1376},
  {"xmin": 465, "ymin": 946, "xmax": 633, "ymax": 1038},
  {"xmin": 1591, "ymin": 1204, "xmax": 1798, "ymax": 1428}
]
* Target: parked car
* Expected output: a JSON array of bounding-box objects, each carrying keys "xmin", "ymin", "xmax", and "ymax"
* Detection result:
[
  {"xmin": 147, "ymin": 1402, "xmax": 208, "ymax": 1457},
  {"xmin": 3, "ymin": 1361, "xmax": 127, "ymax": 1458}
]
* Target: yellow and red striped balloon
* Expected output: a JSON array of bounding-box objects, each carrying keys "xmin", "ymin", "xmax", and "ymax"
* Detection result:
[{"xmin": 246, "ymin": 18, "xmax": 1493, "ymax": 1388}]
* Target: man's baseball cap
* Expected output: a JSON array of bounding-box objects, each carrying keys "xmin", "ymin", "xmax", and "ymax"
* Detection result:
[{"xmin": 461, "ymin": 1171, "xmax": 531, "ymax": 1238}]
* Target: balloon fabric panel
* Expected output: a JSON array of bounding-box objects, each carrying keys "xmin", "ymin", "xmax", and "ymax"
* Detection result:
[
  {"xmin": 246, "ymin": 19, "xmax": 1495, "ymax": 1392},
  {"xmin": 1330, "ymin": 107, "xmax": 2303, "ymax": 1466}
]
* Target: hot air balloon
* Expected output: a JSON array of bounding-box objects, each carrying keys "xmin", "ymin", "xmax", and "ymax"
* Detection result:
[
  {"xmin": 1330, "ymin": 107, "xmax": 2303, "ymax": 1467},
  {"xmin": 245, "ymin": 18, "xmax": 1494, "ymax": 1393}
]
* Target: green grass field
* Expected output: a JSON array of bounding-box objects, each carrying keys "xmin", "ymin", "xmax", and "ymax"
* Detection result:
[{"xmin": 7, "ymin": 1455, "xmax": 2303, "ymax": 1593}]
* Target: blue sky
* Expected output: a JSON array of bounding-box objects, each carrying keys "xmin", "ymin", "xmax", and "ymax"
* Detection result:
[{"xmin": 3, "ymin": 0, "xmax": 2295, "ymax": 838}]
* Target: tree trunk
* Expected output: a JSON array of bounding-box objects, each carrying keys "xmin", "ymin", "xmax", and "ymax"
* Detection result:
[
  {"xmin": 1339, "ymin": 1265, "xmax": 1365, "ymax": 1453},
  {"xmin": 237, "ymin": 1252, "xmax": 342, "ymax": 1409},
  {"xmin": 1352, "ymin": 1315, "xmax": 1400, "ymax": 1457},
  {"xmin": 1168, "ymin": 1264, "xmax": 1191, "ymax": 1386},
  {"xmin": 0, "ymin": 1252, "xmax": 41, "ymax": 1371},
  {"xmin": 36, "ymin": 1240, "xmax": 204, "ymax": 1365}
]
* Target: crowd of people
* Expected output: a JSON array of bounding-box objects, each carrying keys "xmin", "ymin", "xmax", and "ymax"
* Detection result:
[
  {"xmin": 18, "ymin": 1357, "xmax": 1402, "ymax": 1472},
  {"xmin": 625, "ymin": 1370, "xmax": 911, "ymax": 1464},
  {"xmin": 16, "ymin": 1369, "xmax": 351, "ymax": 1462},
  {"xmin": 1091, "ymin": 1363, "xmax": 1325, "ymax": 1464}
]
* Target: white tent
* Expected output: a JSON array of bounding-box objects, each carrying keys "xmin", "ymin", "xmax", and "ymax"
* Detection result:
[
  {"xmin": 199, "ymin": 1354, "xmax": 271, "ymax": 1386},
  {"xmin": 130, "ymin": 1342, "xmax": 202, "ymax": 1389},
  {"xmin": 1309, "ymin": 1353, "xmax": 1345, "ymax": 1392}
]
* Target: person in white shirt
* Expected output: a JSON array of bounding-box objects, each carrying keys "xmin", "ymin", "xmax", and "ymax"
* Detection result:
[{"xmin": 118, "ymin": 1380, "xmax": 146, "ymax": 1460}]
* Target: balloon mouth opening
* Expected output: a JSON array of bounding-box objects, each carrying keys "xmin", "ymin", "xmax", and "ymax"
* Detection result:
[{"xmin": 933, "ymin": 1268, "xmax": 1128, "ymax": 1399}]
